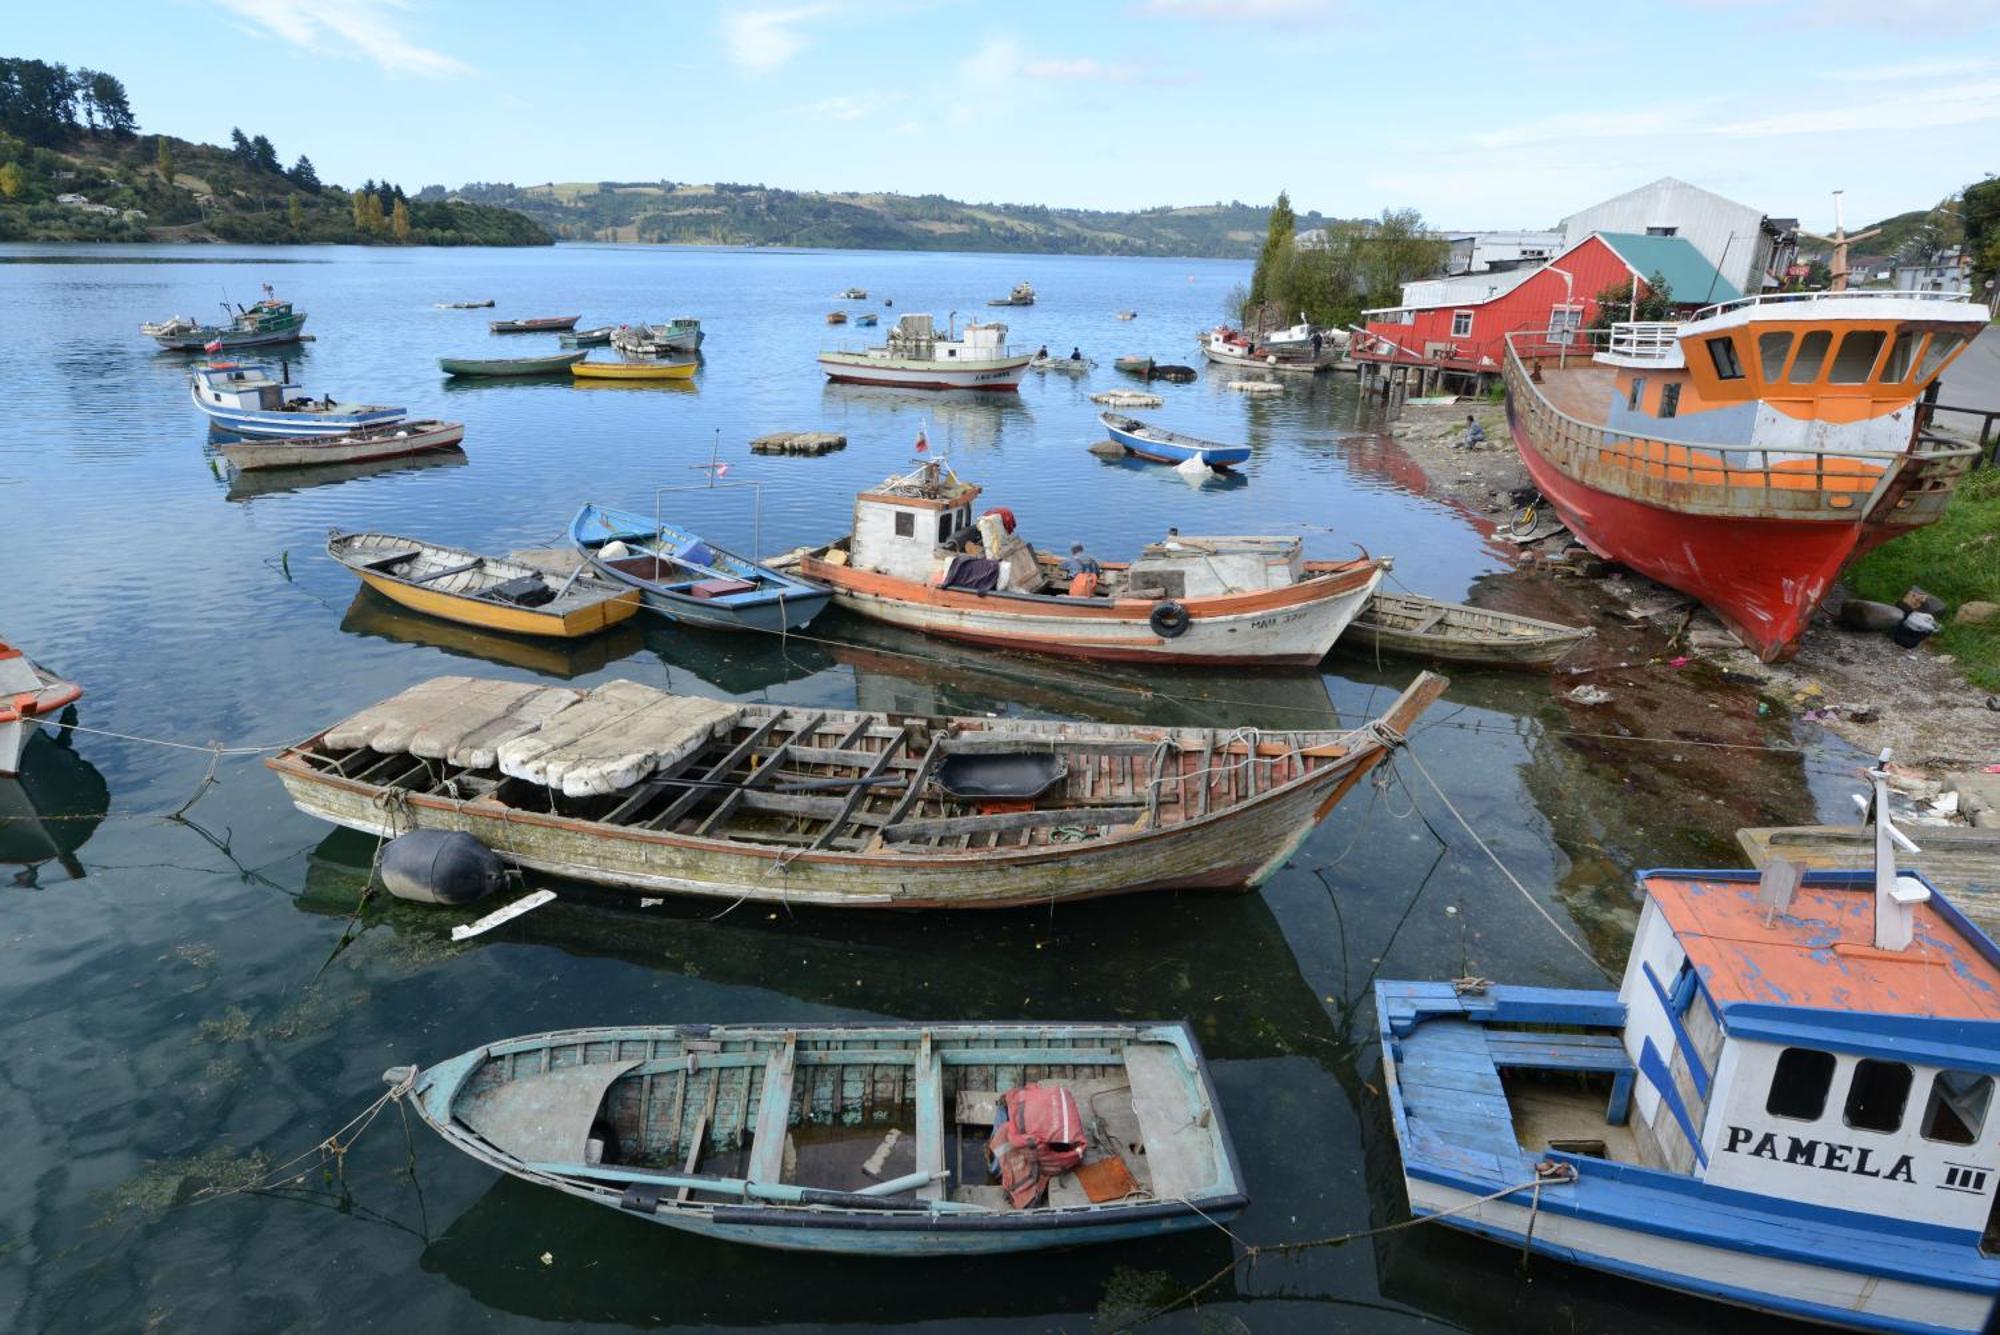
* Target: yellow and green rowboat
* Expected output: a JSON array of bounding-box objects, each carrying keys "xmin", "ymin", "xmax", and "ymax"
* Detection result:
[
  {"xmin": 571, "ymin": 359, "xmax": 698, "ymax": 381},
  {"xmin": 328, "ymin": 532, "xmax": 640, "ymax": 639}
]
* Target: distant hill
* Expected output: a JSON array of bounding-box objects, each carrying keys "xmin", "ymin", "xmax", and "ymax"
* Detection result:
[{"xmin": 445, "ymin": 180, "xmax": 1329, "ymax": 258}]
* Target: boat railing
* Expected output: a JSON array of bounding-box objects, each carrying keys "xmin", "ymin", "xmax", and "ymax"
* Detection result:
[
  {"xmin": 1603, "ymin": 322, "xmax": 1682, "ymax": 362},
  {"xmin": 1502, "ymin": 331, "xmax": 1979, "ymax": 521},
  {"xmin": 1689, "ymin": 289, "xmax": 1976, "ymax": 323},
  {"xmin": 821, "ymin": 342, "xmax": 1031, "ymax": 359}
]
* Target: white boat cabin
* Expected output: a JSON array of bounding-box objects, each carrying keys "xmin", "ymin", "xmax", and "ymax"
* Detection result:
[
  {"xmin": 192, "ymin": 362, "xmax": 293, "ymax": 412},
  {"xmin": 874, "ymin": 314, "xmax": 1015, "ymax": 366},
  {"xmin": 1614, "ymin": 778, "xmax": 2000, "ymax": 1250}
]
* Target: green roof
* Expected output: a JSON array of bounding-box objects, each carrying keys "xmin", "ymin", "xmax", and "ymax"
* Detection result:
[{"xmin": 1596, "ymin": 232, "xmax": 1741, "ymax": 305}]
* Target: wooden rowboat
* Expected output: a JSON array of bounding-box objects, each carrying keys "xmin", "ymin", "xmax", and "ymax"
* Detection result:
[
  {"xmin": 1099, "ymin": 413, "xmax": 1250, "ymax": 469},
  {"xmin": 439, "ymin": 350, "xmax": 587, "ymax": 377},
  {"xmin": 571, "ymin": 503, "xmax": 828, "ymax": 632},
  {"xmin": 327, "ymin": 532, "xmax": 640, "ymax": 639},
  {"xmin": 571, "ymin": 360, "xmax": 698, "ymax": 381},
  {"xmin": 490, "ymin": 315, "xmax": 581, "ymax": 334},
  {"xmin": 267, "ymin": 670, "xmax": 1446, "ymax": 908},
  {"xmin": 1113, "ymin": 355, "xmax": 1153, "ymax": 375},
  {"xmin": 559, "ymin": 326, "xmax": 617, "ymax": 347},
  {"xmin": 388, "ymin": 1019, "xmax": 1245, "ymax": 1256},
  {"xmin": 436, "ymin": 300, "xmax": 495, "ymax": 309},
  {"xmin": 0, "ymin": 643, "xmax": 81, "ymax": 778},
  {"xmin": 1343, "ymin": 592, "xmax": 1591, "ymax": 668},
  {"xmin": 214, "ymin": 418, "xmax": 464, "ymax": 472}
]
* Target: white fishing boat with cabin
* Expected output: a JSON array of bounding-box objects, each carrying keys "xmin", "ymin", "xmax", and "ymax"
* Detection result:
[{"xmin": 818, "ymin": 315, "xmax": 1033, "ymax": 392}]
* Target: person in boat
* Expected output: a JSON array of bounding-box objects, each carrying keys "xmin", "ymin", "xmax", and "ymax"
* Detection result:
[
  {"xmin": 1037, "ymin": 344, "xmax": 1049, "ymax": 360},
  {"xmin": 1459, "ymin": 414, "xmax": 1485, "ymax": 448},
  {"xmin": 1161, "ymin": 526, "xmax": 1184, "ymax": 550},
  {"xmin": 1069, "ymin": 347, "xmax": 1081, "ymax": 361},
  {"xmin": 1060, "ymin": 543, "xmax": 1101, "ymax": 597}
]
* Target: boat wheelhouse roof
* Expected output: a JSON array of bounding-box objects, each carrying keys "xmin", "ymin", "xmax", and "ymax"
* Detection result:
[
  {"xmin": 194, "ymin": 361, "xmax": 284, "ymax": 388},
  {"xmin": 1640, "ymin": 868, "xmax": 2000, "ymax": 1028}
]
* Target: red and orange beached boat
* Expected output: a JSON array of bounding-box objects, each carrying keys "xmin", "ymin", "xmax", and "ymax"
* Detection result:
[
  {"xmin": 1504, "ymin": 291, "xmax": 1986, "ymax": 659},
  {"xmin": 0, "ymin": 642, "xmax": 81, "ymax": 777}
]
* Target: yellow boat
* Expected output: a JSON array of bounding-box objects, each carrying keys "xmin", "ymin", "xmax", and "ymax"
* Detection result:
[
  {"xmin": 327, "ymin": 532, "xmax": 641, "ymax": 639},
  {"xmin": 570, "ymin": 358, "xmax": 698, "ymax": 381}
]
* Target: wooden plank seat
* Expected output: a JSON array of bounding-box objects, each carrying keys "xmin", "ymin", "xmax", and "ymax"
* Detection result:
[
  {"xmin": 882, "ymin": 805, "xmax": 1144, "ymax": 846},
  {"xmin": 409, "ymin": 559, "xmax": 485, "ymax": 586},
  {"xmin": 745, "ymin": 1035, "xmax": 797, "ymax": 1184},
  {"xmin": 1390, "ymin": 1019, "xmax": 1518, "ymax": 1154},
  {"xmin": 1122, "ymin": 1043, "xmax": 1216, "ymax": 1202},
  {"xmin": 1484, "ymin": 1028, "xmax": 1635, "ymax": 1126}
]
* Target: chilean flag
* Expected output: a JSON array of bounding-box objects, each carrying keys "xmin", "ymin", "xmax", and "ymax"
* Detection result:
[
  {"xmin": 915, "ymin": 426, "xmax": 928, "ymax": 453},
  {"xmin": 203, "ymin": 337, "xmax": 224, "ymax": 354}
]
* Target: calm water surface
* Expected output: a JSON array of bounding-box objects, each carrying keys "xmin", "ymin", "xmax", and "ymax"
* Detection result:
[{"xmin": 0, "ymin": 243, "xmax": 1857, "ymax": 1333}]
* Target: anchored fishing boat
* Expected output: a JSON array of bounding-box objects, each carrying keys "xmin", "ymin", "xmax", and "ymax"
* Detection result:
[
  {"xmin": 214, "ymin": 418, "xmax": 463, "ymax": 472},
  {"xmin": 142, "ymin": 286, "xmax": 306, "ymax": 350},
  {"xmin": 793, "ymin": 460, "xmax": 1384, "ymax": 664},
  {"xmin": 559, "ymin": 325, "xmax": 617, "ymax": 347},
  {"xmin": 612, "ymin": 319, "xmax": 704, "ymax": 356},
  {"xmin": 385, "ymin": 1020, "xmax": 1243, "ymax": 1256},
  {"xmin": 1099, "ymin": 413, "xmax": 1250, "ymax": 469},
  {"xmin": 328, "ymin": 532, "xmax": 640, "ymax": 638},
  {"xmin": 1378, "ymin": 761, "xmax": 2000, "ymax": 1333},
  {"xmin": 571, "ymin": 503, "xmax": 828, "ymax": 632},
  {"xmin": 439, "ymin": 351, "xmax": 586, "ymax": 377},
  {"xmin": 490, "ymin": 315, "xmax": 581, "ymax": 334},
  {"xmin": 1200, "ymin": 325, "xmax": 1343, "ymax": 374},
  {"xmin": 267, "ymin": 668, "xmax": 1444, "ymax": 907},
  {"xmin": 839, "ymin": 287, "xmax": 869, "ymax": 300},
  {"xmin": 570, "ymin": 359, "xmax": 698, "ymax": 382},
  {"xmin": 1505, "ymin": 292, "xmax": 1986, "ymax": 659},
  {"xmin": 0, "ymin": 643, "xmax": 81, "ymax": 777},
  {"xmin": 988, "ymin": 282, "xmax": 1036, "ymax": 307},
  {"xmin": 435, "ymin": 299, "xmax": 495, "ymax": 309},
  {"xmin": 818, "ymin": 314, "xmax": 1032, "ymax": 392},
  {"xmin": 190, "ymin": 362, "xmax": 406, "ymax": 438},
  {"xmin": 1344, "ymin": 592, "xmax": 1591, "ymax": 669}
]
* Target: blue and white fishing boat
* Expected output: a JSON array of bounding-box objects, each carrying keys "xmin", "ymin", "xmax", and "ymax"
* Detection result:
[
  {"xmin": 385, "ymin": 1020, "xmax": 1246, "ymax": 1256},
  {"xmin": 1377, "ymin": 759, "xmax": 2000, "ymax": 1334},
  {"xmin": 190, "ymin": 363, "xmax": 405, "ymax": 439},
  {"xmin": 1098, "ymin": 413, "xmax": 1251, "ymax": 469},
  {"xmin": 571, "ymin": 502, "xmax": 831, "ymax": 633}
]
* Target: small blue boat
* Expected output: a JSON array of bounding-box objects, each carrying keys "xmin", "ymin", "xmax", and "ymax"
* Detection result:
[
  {"xmin": 386, "ymin": 1019, "xmax": 1246, "ymax": 1256},
  {"xmin": 1098, "ymin": 412, "xmax": 1251, "ymax": 469},
  {"xmin": 191, "ymin": 362, "xmax": 405, "ymax": 438},
  {"xmin": 1377, "ymin": 761, "xmax": 2000, "ymax": 1334},
  {"xmin": 571, "ymin": 503, "xmax": 830, "ymax": 633}
]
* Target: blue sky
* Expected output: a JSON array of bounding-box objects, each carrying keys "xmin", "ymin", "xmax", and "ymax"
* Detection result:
[{"xmin": 16, "ymin": 0, "xmax": 2000, "ymax": 231}]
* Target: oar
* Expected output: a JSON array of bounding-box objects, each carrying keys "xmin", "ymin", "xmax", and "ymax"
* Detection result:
[{"xmin": 522, "ymin": 1161, "xmax": 985, "ymax": 1212}]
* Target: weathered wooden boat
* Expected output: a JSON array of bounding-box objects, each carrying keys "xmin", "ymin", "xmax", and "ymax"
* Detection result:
[
  {"xmin": 214, "ymin": 418, "xmax": 464, "ymax": 471},
  {"xmin": 490, "ymin": 315, "xmax": 581, "ymax": 334},
  {"xmin": 266, "ymin": 668, "xmax": 1445, "ymax": 906},
  {"xmin": 1506, "ymin": 293, "xmax": 1985, "ymax": 660},
  {"xmin": 0, "ymin": 643, "xmax": 81, "ymax": 778},
  {"xmin": 826, "ymin": 311, "xmax": 849, "ymax": 326},
  {"xmin": 436, "ymin": 299, "xmax": 496, "ymax": 309},
  {"xmin": 1378, "ymin": 764, "xmax": 2000, "ymax": 1333},
  {"xmin": 988, "ymin": 282, "xmax": 1036, "ymax": 307},
  {"xmin": 223, "ymin": 449, "xmax": 465, "ymax": 501},
  {"xmin": 818, "ymin": 314, "xmax": 1032, "ymax": 392},
  {"xmin": 143, "ymin": 288, "xmax": 306, "ymax": 350},
  {"xmin": 1344, "ymin": 592, "xmax": 1591, "ymax": 668},
  {"xmin": 612, "ymin": 320, "xmax": 704, "ymax": 356},
  {"xmin": 792, "ymin": 460, "xmax": 1387, "ymax": 664},
  {"xmin": 1113, "ymin": 355, "xmax": 1153, "ymax": 375},
  {"xmin": 327, "ymin": 532, "xmax": 641, "ymax": 639},
  {"xmin": 1099, "ymin": 413, "xmax": 1250, "ymax": 469},
  {"xmin": 559, "ymin": 326, "xmax": 616, "ymax": 347},
  {"xmin": 839, "ymin": 287, "xmax": 869, "ymax": 300},
  {"xmin": 572, "ymin": 503, "xmax": 829, "ymax": 632},
  {"xmin": 386, "ymin": 1019, "xmax": 1245, "ymax": 1255},
  {"xmin": 439, "ymin": 350, "xmax": 587, "ymax": 377},
  {"xmin": 192, "ymin": 362, "xmax": 407, "ymax": 438},
  {"xmin": 570, "ymin": 359, "xmax": 698, "ymax": 381},
  {"xmin": 1198, "ymin": 326, "xmax": 1340, "ymax": 374},
  {"xmin": 1029, "ymin": 354, "xmax": 1095, "ymax": 375}
]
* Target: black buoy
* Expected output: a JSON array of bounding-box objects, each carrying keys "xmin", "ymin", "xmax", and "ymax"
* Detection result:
[{"xmin": 379, "ymin": 830, "xmax": 507, "ymax": 905}]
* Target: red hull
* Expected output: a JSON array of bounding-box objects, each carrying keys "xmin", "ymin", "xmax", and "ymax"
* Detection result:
[
  {"xmin": 1508, "ymin": 407, "xmax": 1862, "ymax": 661},
  {"xmin": 821, "ymin": 373, "xmax": 1020, "ymax": 392}
]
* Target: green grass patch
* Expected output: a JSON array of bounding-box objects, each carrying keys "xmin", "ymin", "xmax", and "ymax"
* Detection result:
[{"xmin": 1847, "ymin": 465, "xmax": 2000, "ymax": 692}]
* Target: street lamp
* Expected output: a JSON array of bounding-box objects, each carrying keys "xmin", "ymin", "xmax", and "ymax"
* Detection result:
[{"xmin": 1548, "ymin": 265, "xmax": 1575, "ymax": 368}]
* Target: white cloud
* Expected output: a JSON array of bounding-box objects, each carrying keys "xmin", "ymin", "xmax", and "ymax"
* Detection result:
[
  {"xmin": 1472, "ymin": 82, "xmax": 2000, "ymax": 150},
  {"xmin": 722, "ymin": 5, "xmax": 836, "ymax": 72},
  {"xmin": 1130, "ymin": 0, "xmax": 1339, "ymax": 19},
  {"xmin": 1821, "ymin": 56, "xmax": 2000, "ymax": 82},
  {"xmin": 210, "ymin": 0, "xmax": 469, "ymax": 78},
  {"xmin": 800, "ymin": 91, "xmax": 901, "ymax": 121},
  {"xmin": 958, "ymin": 36, "xmax": 1152, "ymax": 88}
]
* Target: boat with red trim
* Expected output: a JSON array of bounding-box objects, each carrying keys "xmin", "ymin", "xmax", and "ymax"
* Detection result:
[
  {"xmin": 1504, "ymin": 291, "xmax": 1985, "ymax": 660},
  {"xmin": 792, "ymin": 459, "xmax": 1385, "ymax": 665},
  {"xmin": 0, "ymin": 643, "xmax": 81, "ymax": 777},
  {"xmin": 817, "ymin": 314, "xmax": 1032, "ymax": 392}
]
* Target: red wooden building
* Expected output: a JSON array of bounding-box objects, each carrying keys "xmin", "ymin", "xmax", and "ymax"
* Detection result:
[{"xmin": 1351, "ymin": 232, "xmax": 1736, "ymax": 392}]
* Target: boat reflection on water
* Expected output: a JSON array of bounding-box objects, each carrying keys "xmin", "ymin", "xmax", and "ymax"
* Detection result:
[
  {"xmin": 565, "ymin": 375, "xmax": 699, "ymax": 394},
  {"xmin": 819, "ymin": 381, "xmax": 1030, "ymax": 454},
  {"xmin": 0, "ymin": 732, "xmax": 110, "ymax": 886},
  {"xmin": 1093, "ymin": 448, "xmax": 1250, "ymax": 491},
  {"xmin": 640, "ymin": 623, "xmax": 836, "ymax": 696},
  {"xmin": 220, "ymin": 445, "xmax": 467, "ymax": 502},
  {"xmin": 439, "ymin": 372, "xmax": 577, "ymax": 394},
  {"xmin": 338, "ymin": 588, "xmax": 647, "ymax": 680}
]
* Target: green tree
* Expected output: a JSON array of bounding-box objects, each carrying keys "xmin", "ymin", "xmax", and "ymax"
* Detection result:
[
  {"xmin": 287, "ymin": 192, "xmax": 303, "ymax": 232},
  {"xmin": 1248, "ymin": 190, "xmax": 1296, "ymax": 309},
  {"xmin": 154, "ymin": 134, "xmax": 172, "ymax": 183},
  {"xmin": 1962, "ymin": 177, "xmax": 2000, "ymax": 297},
  {"xmin": 391, "ymin": 196, "xmax": 410, "ymax": 242},
  {"xmin": 288, "ymin": 154, "xmax": 318, "ymax": 192},
  {"xmin": 1588, "ymin": 271, "xmax": 1676, "ymax": 329},
  {"xmin": 0, "ymin": 161, "xmax": 24, "ymax": 199},
  {"xmin": 229, "ymin": 127, "xmax": 252, "ymax": 164}
]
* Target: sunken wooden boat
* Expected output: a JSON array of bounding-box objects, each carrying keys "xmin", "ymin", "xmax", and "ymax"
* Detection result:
[
  {"xmin": 387, "ymin": 1019, "xmax": 1244, "ymax": 1256},
  {"xmin": 213, "ymin": 418, "xmax": 464, "ymax": 471},
  {"xmin": 268, "ymin": 670, "xmax": 1446, "ymax": 908},
  {"xmin": 439, "ymin": 350, "xmax": 587, "ymax": 377},
  {"xmin": 1344, "ymin": 592, "xmax": 1591, "ymax": 669},
  {"xmin": 490, "ymin": 315, "xmax": 581, "ymax": 334},
  {"xmin": 327, "ymin": 532, "xmax": 641, "ymax": 639}
]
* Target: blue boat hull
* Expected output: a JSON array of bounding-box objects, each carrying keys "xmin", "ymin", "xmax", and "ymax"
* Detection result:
[
  {"xmin": 193, "ymin": 389, "xmax": 405, "ymax": 438},
  {"xmin": 571, "ymin": 503, "xmax": 831, "ymax": 632},
  {"xmin": 1103, "ymin": 421, "xmax": 1251, "ymax": 468}
]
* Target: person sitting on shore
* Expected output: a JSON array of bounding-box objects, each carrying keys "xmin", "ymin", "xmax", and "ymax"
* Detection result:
[{"xmin": 1458, "ymin": 414, "xmax": 1486, "ymax": 449}]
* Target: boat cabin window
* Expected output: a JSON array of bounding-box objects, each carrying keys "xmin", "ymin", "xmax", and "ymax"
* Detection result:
[
  {"xmin": 1918, "ymin": 332, "xmax": 1967, "ymax": 381},
  {"xmin": 1844, "ymin": 1059, "xmax": 1913, "ymax": 1134},
  {"xmin": 1766, "ymin": 1047, "xmax": 1836, "ymax": 1120},
  {"xmin": 1706, "ymin": 336, "xmax": 1745, "ymax": 381},
  {"xmin": 936, "ymin": 512, "xmax": 953, "ymax": 543},
  {"xmin": 1829, "ymin": 331, "xmax": 1885, "ymax": 384},
  {"xmin": 894, "ymin": 512, "xmax": 915, "ymax": 538},
  {"xmin": 1787, "ymin": 330, "xmax": 1832, "ymax": 384},
  {"xmin": 1921, "ymin": 1070, "xmax": 1993, "ymax": 1146},
  {"xmin": 1880, "ymin": 331, "xmax": 1919, "ymax": 383},
  {"xmin": 1627, "ymin": 377, "xmax": 1647, "ymax": 410},
  {"xmin": 1659, "ymin": 383, "xmax": 1682, "ymax": 419},
  {"xmin": 1758, "ymin": 332, "xmax": 1793, "ymax": 381}
]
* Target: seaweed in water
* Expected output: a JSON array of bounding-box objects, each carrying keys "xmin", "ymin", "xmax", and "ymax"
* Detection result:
[{"xmin": 94, "ymin": 1147, "xmax": 271, "ymax": 1225}]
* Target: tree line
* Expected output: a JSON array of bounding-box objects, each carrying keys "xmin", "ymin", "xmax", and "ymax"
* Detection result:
[
  {"xmin": 0, "ymin": 56, "xmax": 135, "ymax": 144},
  {"xmin": 1239, "ymin": 192, "xmax": 1449, "ymax": 332},
  {"xmin": 226, "ymin": 126, "xmax": 319, "ymax": 192}
]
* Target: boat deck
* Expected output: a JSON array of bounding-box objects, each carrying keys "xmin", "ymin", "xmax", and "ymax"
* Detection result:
[{"xmin": 1529, "ymin": 363, "xmax": 1617, "ymax": 429}]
